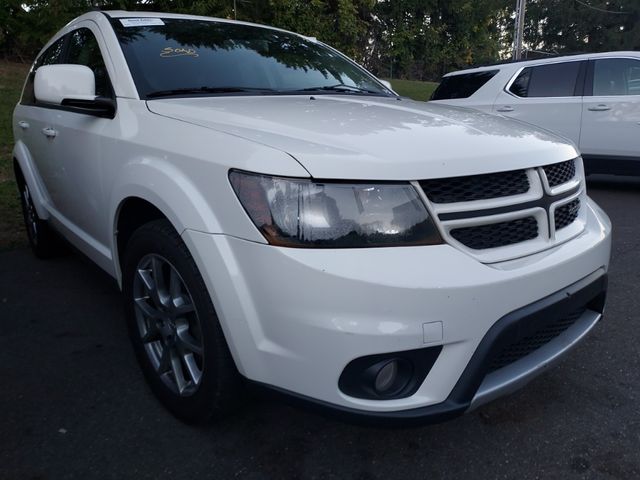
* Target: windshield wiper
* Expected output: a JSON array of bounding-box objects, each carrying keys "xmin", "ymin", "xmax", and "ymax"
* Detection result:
[
  {"xmin": 146, "ymin": 86, "xmax": 278, "ymax": 98},
  {"xmin": 288, "ymin": 84, "xmax": 389, "ymax": 95}
]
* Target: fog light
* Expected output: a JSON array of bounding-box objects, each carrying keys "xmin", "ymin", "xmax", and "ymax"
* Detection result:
[
  {"xmin": 374, "ymin": 360, "xmax": 399, "ymax": 393},
  {"xmin": 339, "ymin": 346, "xmax": 442, "ymax": 400}
]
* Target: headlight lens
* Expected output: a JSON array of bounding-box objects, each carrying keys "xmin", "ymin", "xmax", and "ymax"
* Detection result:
[{"xmin": 229, "ymin": 170, "xmax": 442, "ymax": 248}]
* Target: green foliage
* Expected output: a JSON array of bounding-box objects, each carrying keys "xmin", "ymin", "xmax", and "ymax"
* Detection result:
[
  {"xmin": 387, "ymin": 78, "xmax": 438, "ymax": 101},
  {"xmin": 267, "ymin": 0, "xmax": 375, "ymax": 61},
  {"xmin": 1, "ymin": 0, "xmax": 512, "ymax": 79},
  {"xmin": 522, "ymin": 1, "xmax": 640, "ymax": 55},
  {"xmin": 3, "ymin": 1, "xmax": 639, "ymax": 86},
  {"xmin": 0, "ymin": 62, "xmax": 29, "ymax": 250},
  {"xmin": 369, "ymin": 0, "xmax": 511, "ymax": 80}
]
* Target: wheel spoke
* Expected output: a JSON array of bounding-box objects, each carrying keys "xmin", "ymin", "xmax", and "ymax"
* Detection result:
[
  {"xmin": 134, "ymin": 297, "xmax": 164, "ymax": 320},
  {"xmin": 170, "ymin": 349, "xmax": 187, "ymax": 394},
  {"xmin": 176, "ymin": 324, "xmax": 203, "ymax": 356},
  {"xmin": 137, "ymin": 268, "xmax": 155, "ymax": 293},
  {"xmin": 182, "ymin": 354, "xmax": 202, "ymax": 385},
  {"xmin": 150, "ymin": 257, "xmax": 169, "ymax": 307},
  {"xmin": 172, "ymin": 302, "xmax": 195, "ymax": 318}
]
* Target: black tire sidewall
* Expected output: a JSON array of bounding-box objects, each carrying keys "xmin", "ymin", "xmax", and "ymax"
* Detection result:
[
  {"xmin": 16, "ymin": 171, "xmax": 59, "ymax": 259},
  {"xmin": 122, "ymin": 220, "xmax": 239, "ymax": 423}
]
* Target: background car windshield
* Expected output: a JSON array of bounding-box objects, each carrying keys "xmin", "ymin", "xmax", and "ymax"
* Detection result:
[{"xmin": 112, "ymin": 18, "xmax": 389, "ymax": 98}]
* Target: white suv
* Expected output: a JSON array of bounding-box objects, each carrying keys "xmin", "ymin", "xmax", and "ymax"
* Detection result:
[
  {"xmin": 431, "ymin": 52, "xmax": 640, "ymax": 176},
  {"xmin": 13, "ymin": 11, "xmax": 612, "ymax": 425}
]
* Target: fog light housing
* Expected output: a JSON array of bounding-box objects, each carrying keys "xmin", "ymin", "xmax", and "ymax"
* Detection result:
[{"xmin": 338, "ymin": 346, "xmax": 442, "ymax": 400}]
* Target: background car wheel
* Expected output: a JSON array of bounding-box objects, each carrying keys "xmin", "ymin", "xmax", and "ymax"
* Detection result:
[
  {"xmin": 15, "ymin": 166, "xmax": 63, "ymax": 259},
  {"xmin": 122, "ymin": 219, "xmax": 243, "ymax": 423}
]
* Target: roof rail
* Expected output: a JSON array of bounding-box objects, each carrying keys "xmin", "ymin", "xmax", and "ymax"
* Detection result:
[{"xmin": 467, "ymin": 50, "xmax": 588, "ymax": 69}]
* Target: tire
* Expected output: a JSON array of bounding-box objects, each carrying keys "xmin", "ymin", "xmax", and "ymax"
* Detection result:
[
  {"xmin": 122, "ymin": 219, "xmax": 243, "ymax": 423},
  {"xmin": 15, "ymin": 166, "xmax": 62, "ymax": 259}
]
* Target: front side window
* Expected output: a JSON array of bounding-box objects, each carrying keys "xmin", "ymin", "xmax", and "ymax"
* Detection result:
[
  {"xmin": 593, "ymin": 58, "xmax": 640, "ymax": 96},
  {"xmin": 21, "ymin": 36, "xmax": 66, "ymax": 105},
  {"xmin": 431, "ymin": 70, "xmax": 498, "ymax": 100},
  {"xmin": 509, "ymin": 62, "xmax": 581, "ymax": 98},
  {"xmin": 111, "ymin": 18, "xmax": 391, "ymax": 98},
  {"xmin": 66, "ymin": 28, "xmax": 112, "ymax": 97}
]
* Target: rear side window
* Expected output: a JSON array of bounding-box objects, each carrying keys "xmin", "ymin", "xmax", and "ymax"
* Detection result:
[
  {"xmin": 592, "ymin": 58, "xmax": 640, "ymax": 96},
  {"xmin": 21, "ymin": 36, "xmax": 67, "ymax": 105},
  {"xmin": 509, "ymin": 62, "xmax": 581, "ymax": 98},
  {"xmin": 431, "ymin": 70, "xmax": 498, "ymax": 100}
]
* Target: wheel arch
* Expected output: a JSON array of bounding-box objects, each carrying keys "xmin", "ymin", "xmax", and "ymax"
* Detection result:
[
  {"xmin": 110, "ymin": 160, "xmax": 225, "ymax": 285},
  {"xmin": 114, "ymin": 197, "xmax": 167, "ymax": 274},
  {"xmin": 12, "ymin": 141, "xmax": 50, "ymax": 220}
]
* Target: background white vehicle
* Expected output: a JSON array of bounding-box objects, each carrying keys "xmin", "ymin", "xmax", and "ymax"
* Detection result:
[
  {"xmin": 12, "ymin": 11, "xmax": 611, "ymax": 425},
  {"xmin": 431, "ymin": 52, "xmax": 640, "ymax": 177}
]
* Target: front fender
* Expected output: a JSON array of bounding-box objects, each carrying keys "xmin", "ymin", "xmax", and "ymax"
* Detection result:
[
  {"xmin": 112, "ymin": 159, "xmax": 221, "ymax": 235},
  {"xmin": 109, "ymin": 157, "xmax": 267, "ymax": 283}
]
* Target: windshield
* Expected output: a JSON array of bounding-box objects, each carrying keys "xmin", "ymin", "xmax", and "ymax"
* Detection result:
[{"xmin": 111, "ymin": 18, "xmax": 392, "ymax": 99}]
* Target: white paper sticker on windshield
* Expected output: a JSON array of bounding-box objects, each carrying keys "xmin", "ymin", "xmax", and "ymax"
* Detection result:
[{"xmin": 120, "ymin": 18, "xmax": 165, "ymax": 27}]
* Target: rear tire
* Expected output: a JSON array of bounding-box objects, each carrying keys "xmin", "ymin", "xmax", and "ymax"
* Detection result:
[
  {"xmin": 15, "ymin": 166, "xmax": 62, "ymax": 259},
  {"xmin": 122, "ymin": 219, "xmax": 243, "ymax": 423}
]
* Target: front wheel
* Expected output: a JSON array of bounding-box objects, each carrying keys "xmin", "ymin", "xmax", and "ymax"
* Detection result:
[{"xmin": 122, "ymin": 219, "xmax": 243, "ymax": 423}]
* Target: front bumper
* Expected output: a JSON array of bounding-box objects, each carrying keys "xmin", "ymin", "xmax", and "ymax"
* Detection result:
[
  {"xmin": 252, "ymin": 271, "xmax": 606, "ymax": 426},
  {"xmin": 182, "ymin": 197, "xmax": 611, "ymax": 423}
]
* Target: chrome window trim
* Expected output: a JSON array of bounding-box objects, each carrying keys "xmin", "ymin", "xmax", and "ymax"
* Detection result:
[{"xmin": 503, "ymin": 59, "xmax": 587, "ymax": 100}]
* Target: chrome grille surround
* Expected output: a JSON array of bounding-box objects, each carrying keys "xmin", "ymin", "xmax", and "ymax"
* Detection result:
[{"xmin": 414, "ymin": 158, "xmax": 586, "ymax": 263}]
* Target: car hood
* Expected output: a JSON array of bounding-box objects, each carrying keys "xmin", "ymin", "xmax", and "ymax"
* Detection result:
[{"xmin": 147, "ymin": 95, "xmax": 578, "ymax": 180}]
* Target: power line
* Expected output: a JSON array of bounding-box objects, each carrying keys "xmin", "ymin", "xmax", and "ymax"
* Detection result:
[{"xmin": 574, "ymin": 0, "xmax": 630, "ymax": 15}]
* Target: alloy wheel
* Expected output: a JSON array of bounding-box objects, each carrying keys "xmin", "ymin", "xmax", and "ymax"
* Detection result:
[{"xmin": 132, "ymin": 254, "xmax": 205, "ymax": 396}]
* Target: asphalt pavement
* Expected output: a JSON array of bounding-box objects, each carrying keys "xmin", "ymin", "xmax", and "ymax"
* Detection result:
[{"xmin": 1, "ymin": 175, "xmax": 639, "ymax": 480}]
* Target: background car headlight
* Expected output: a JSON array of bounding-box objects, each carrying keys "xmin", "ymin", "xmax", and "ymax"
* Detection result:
[{"xmin": 229, "ymin": 170, "xmax": 443, "ymax": 248}]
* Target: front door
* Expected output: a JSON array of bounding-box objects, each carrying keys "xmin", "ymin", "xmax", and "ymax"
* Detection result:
[
  {"xmin": 580, "ymin": 57, "xmax": 640, "ymax": 161},
  {"xmin": 45, "ymin": 24, "xmax": 116, "ymax": 252}
]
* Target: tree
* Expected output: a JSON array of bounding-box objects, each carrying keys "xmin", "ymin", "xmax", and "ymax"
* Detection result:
[
  {"xmin": 522, "ymin": 0, "xmax": 640, "ymax": 55},
  {"xmin": 369, "ymin": 0, "xmax": 511, "ymax": 80}
]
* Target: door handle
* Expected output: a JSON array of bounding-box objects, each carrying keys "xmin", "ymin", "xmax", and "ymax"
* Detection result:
[
  {"xmin": 41, "ymin": 127, "xmax": 58, "ymax": 138},
  {"xmin": 588, "ymin": 104, "xmax": 611, "ymax": 112},
  {"xmin": 496, "ymin": 106, "xmax": 514, "ymax": 112},
  {"xmin": 18, "ymin": 121, "xmax": 30, "ymax": 130}
]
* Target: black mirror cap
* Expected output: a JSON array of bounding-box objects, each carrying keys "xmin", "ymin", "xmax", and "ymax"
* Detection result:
[{"xmin": 60, "ymin": 96, "xmax": 116, "ymax": 119}]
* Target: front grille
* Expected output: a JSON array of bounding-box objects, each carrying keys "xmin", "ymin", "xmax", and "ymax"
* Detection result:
[
  {"xmin": 418, "ymin": 159, "xmax": 583, "ymax": 256},
  {"xmin": 420, "ymin": 169, "xmax": 530, "ymax": 204},
  {"xmin": 450, "ymin": 216, "xmax": 538, "ymax": 250},
  {"xmin": 543, "ymin": 159, "xmax": 576, "ymax": 187},
  {"xmin": 555, "ymin": 198, "xmax": 580, "ymax": 230},
  {"xmin": 488, "ymin": 307, "xmax": 586, "ymax": 372}
]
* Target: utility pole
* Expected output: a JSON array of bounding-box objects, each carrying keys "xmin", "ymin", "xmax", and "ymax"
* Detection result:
[
  {"xmin": 233, "ymin": 0, "xmax": 237, "ymax": 19},
  {"xmin": 513, "ymin": 0, "xmax": 526, "ymax": 60}
]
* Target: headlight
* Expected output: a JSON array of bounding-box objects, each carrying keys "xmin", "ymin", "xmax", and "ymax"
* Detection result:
[{"xmin": 229, "ymin": 170, "xmax": 443, "ymax": 248}]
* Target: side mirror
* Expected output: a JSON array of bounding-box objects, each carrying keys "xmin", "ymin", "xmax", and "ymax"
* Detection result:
[
  {"xmin": 378, "ymin": 79, "xmax": 397, "ymax": 95},
  {"xmin": 34, "ymin": 64, "xmax": 115, "ymax": 118},
  {"xmin": 35, "ymin": 64, "xmax": 96, "ymax": 104}
]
